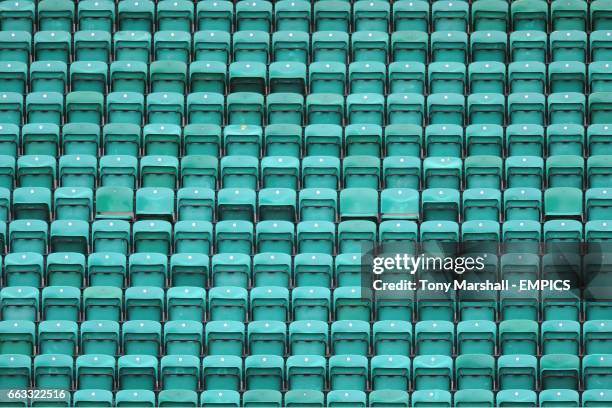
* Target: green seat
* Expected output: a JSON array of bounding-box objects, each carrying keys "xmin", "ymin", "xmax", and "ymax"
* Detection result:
[
  {"xmin": 146, "ymin": 92, "xmax": 184, "ymax": 125},
  {"xmin": 9, "ymin": 219, "xmax": 48, "ymax": 254},
  {"xmin": 83, "ymin": 286, "xmax": 122, "ymax": 321},
  {"xmin": 502, "ymin": 220, "xmax": 541, "ymax": 254},
  {"xmin": 312, "ymin": 31, "xmax": 349, "ymax": 63},
  {"xmin": 309, "ymin": 61, "xmax": 346, "ymax": 94},
  {"xmin": 590, "ymin": 61, "xmax": 612, "ymax": 92},
  {"xmin": 540, "ymin": 354, "xmax": 580, "ymax": 390},
  {"xmin": 193, "ymin": 30, "xmax": 230, "ymax": 63},
  {"xmin": 118, "ymin": 354, "xmax": 158, "ymax": 391},
  {"xmin": 150, "ymin": 61, "xmax": 187, "ymax": 94},
  {"xmin": 473, "ymin": 0, "xmax": 508, "ymax": 31},
  {"xmin": 74, "ymin": 31, "xmax": 111, "ymax": 63},
  {"xmin": 272, "ymin": 31, "xmax": 309, "ymax": 64},
  {"xmin": 0, "ymin": 286, "xmax": 38, "ymax": 321},
  {"xmin": 202, "ymin": 355, "xmax": 242, "ymax": 391},
  {"xmin": 33, "ymin": 30, "xmax": 71, "ymax": 64},
  {"xmin": 550, "ymin": 30, "xmax": 587, "ymax": 62},
  {"xmin": 291, "ymin": 286, "xmax": 331, "ymax": 321},
  {"xmin": 87, "ymin": 251, "xmax": 126, "ymax": 288},
  {"xmin": 354, "ymin": 1, "xmax": 389, "ymax": 31},
  {"xmin": 227, "ymin": 92, "xmax": 264, "ymax": 125},
  {"xmin": 509, "ymin": 61, "xmax": 546, "ymax": 93},
  {"xmin": 26, "ymin": 91, "xmax": 63, "ymax": 125},
  {"xmin": 164, "ymin": 320, "xmax": 204, "ymax": 357},
  {"xmin": 384, "ymin": 124, "xmax": 422, "ymax": 157},
  {"xmin": 370, "ymin": 355, "xmax": 410, "ymax": 392},
  {"xmin": 431, "ymin": 30, "xmax": 468, "ymax": 63},
  {"xmin": 266, "ymin": 93, "xmax": 304, "ymax": 125},
  {"xmin": 462, "ymin": 187, "xmax": 501, "ymax": 221},
  {"xmin": 314, "ymin": 1, "xmax": 349, "ymax": 32},
  {"xmin": 41, "ymin": 285, "xmax": 81, "ymax": 322},
  {"xmin": 548, "ymin": 93, "xmax": 586, "ymax": 125},
  {"xmin": 510, "ymin": 30, "xmax": 547, "ymax": 63},
  {"xmin": 65, "ymin": 91, "xmax": 104, "ymax": 125},
  {"xmin": 542, "ymin": 320, "xmax": 581, "ymax": 355},
  {"xmin": 504, "ymin": 187, "xmax": 542, "ymax": 221},
  {"xmin": 157, "ymin": 0, "xmax": 193, "ymax": 32},
  {"xmin": 469, "ymin": 61, "xmax": 506, "ymax": 94},
  {"xmin": 423, "ymin": 156, "xmax": 462, "ymax": 189},
  {"xmin": 233, "ymin": 30, "xmax": 269, "ymax": 63},
  {"xmin": 432, "ymin": 0, "xmax": 468, "ymax": 31},
  {"xmin": 0, "ymin": 354, "xmax": 30, "ymax": 389},
  {"xmin": 113, "ymin": 30, "xmax": 151, "ymax": 63},
  {"xmin": 296, "ymin": 187, "xmax": 334, "ymax": 222},
  {"xmin": 229, "ymin": 61, "xmax": 266, "ymax": 94},
  {"xmin": 471, "ymin": 30, "xmax": 507, "ymax": 63},
  {"xmin": 3, "ymin": 252, "xmax": 42, "ymax": 287},
  {"xmin": 102, "ymin": 123, "xmax": 141, "ymax": 156},
  {"xmin": 412, "ymin": 390, "xmax": 451, "ymax": 408},
  {"xmin": 583, "ymin": 354, "xmax": 612, "ymax": 389},
  {"xmin": 293, "ymin": 253, "xmax": 333, "ymax": 287},
  {"xmin": 21, "ymin": 123, "xmax": 59, "ymax": 156},
  {"xmin": 0, "ymin": 1, "xmax": 34, "ymax": 33},
  {"xmin": 256, "ymin": 220, "xmax": 294, "ymax": 254},
  {"xmin": 0, "ymin": 30, "xmax": 30, "ymax": 64},
  {"xmin": 505, "ymin": 156, "xmax": 544, "ymax": 188},
  {"xmin": 539, "ymin": 389, "xmax": 579, "ymax": 408},
  {"xmin": 589, "ymin": 92, "xmax": 612, "ymax": 124},
  {"xmin": 393, "ymin": 1, "xmax": 428, "ymax": 32},
  {"xmin": 549, "ymin": 61, "xmax": 586, "ymax": 93},
  {"xmin": 0, "ymin": 61, "xmax": 27, "ymax": 94},
  {"xmin": 80, "ymin": 321, "xmax": 119, "ymax": 356},
  {"xmin": 34, "ymin": 353, "xmax": 73, "ymax": 391},
  {"xmin": 498, "ymin": 354, "xmax": 537, "ymax": 390},
  {"xmin": 62, "ymin": 123, "xmax": 99, "ymax": 156},
  {"xmin": 78, "ymin": 0, "xmax": 115, "ymax": 32},
  {"xmin": 269, "ymin": 61, "xmax": 306, "ymax": 95},
  {"xmin": 91, "ymin": 219, "xmax": 131, "ymax": 255},
  {"xmin": 387, "ymin": 93, "xmax": 425, "ymax": 125},
  {"xmin": 118, "ymin": 0, "xmax": 153, "ymax": 30},
  {"xmin": 285, "ymin": 390, "xmax": 325, "ymax": 408},
  {"xmin": 422, "ymin": 188, "xmax": 459, "ymax": 221},
  {"xmin": 0, "ymin": 320, "xmax": 35, "ymax": 355},
  {"xmin": 106, "ymin": 92, "xmax": 145, "ymax": 125},
  {"xmin": 329, "ymin": 354, "xmax": 368, "ymax": 391},
  {"xmin": 456, "ymin": 354, "xmax": 495, "ymax": 391},
  {"xmin": 497, "ymin": 390, "xmax": 537, "ymax": 407},
  {"xmin": 46, "ymin": 252, "xmax": 85, "ymax": 287},
  {"xmin": 389, "ymin": 61, "xmax": 425, "ymax": 94},
  {"xmin": 380, "ymin": 188, "xmax": 419, "ymax": 220},
  {"xmin": 13, "ymin": 186, "xmax": 51, "ymax": 221},
  {"xmin": 587, "ymin": 188, "xmax": 612, "ymax": 221},
  {"xmin": 73, "ymin": 390, "xmax": 113, "ymax": 407},
  {"xmin": 110, "ymin": 61, "xmax": 148, "ymax": 94},
  {"xmin": 413, "ymin": 355, "xmax": 453, "ymax": 391},
  {"xmin": 37, "ymin": 320, "xmax": 77, "ymax": 356},
  {"xmin": 427, "ymin": 93, "xmax": 465, "ymax": 125},
  {"xmin": 468, "ymin": 93, "xmax": 505, "ymax": 125},
  {"xmin": 275, "ymin": 0, "xmax": 310, "ymax": 32},
  {"xmin": 351, "ymin": 30, "xmax": 388, "ymax": 63},
  {"xmin": 288, "ymin": 322, "xmax": 329, "ymax": 358},
  {"xmin": 115, "ymin": 390, "xmax": 156, "ymax": 407},
  {"xmin": 544, "ymin": 187, "xmax": 583, "ymax": 219},
  {"xmin": 0, "ymin": 124, "xmax": 18, "ymax": 157},
  {"xmin": 247, "ymin": 320, "xmax": 286, "ymax": 356},
  {"xmin": 189, "ymin": 61, "xmax": 226, "ymax": 94}
]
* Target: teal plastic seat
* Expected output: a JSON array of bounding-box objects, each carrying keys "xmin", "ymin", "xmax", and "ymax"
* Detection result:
[
  {"xmin": 34, "ymin": 30, "xmax": 71, "ymax": 64},
  {"xmin": 118, "ymin": 0, "xmax": 154, "ymax": 31},
  {"xmin": 113, "ymin": 30, "xmax": 151, "ymax": 63},
  {"xmin": 233, "ymin": 30, "xmax": 269, "ymax": 63},
  {"xmin": 275, "ymin": 0, "xmax": 310, "ymax": 32},
  {"xmin": 389, "ymin": 62, "xmax": 425, "ymax": 94},
  {"xmin": 431, "ymin": 31, "xmax": 468, "ymax": 63},
  {"xmin": 193, "ymin": 30, "xmax": 230, "ymax": 63},
  {"xmin": 0, "ymin": 31, "xmax": 31, "ymax": 64},
  {"xmin": 314, "ymin": 1, "xmax": 349, "ymax": 32},
  {"xmin": 550, "ymin": 30, "xmax": 587, "ymax": 63}
]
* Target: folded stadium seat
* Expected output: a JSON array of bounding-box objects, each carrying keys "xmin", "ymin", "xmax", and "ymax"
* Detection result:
[
  {"xmin": 413, "ymin": 390, "xmax": 452, "ymax": 408},
  {"xmin": 551, "ymin": 30, "xmax": 588, "ymax": 63},
  {"xmin": 115, "ymin": 390, "xmax": 156, "ymax": 407},
  {"xmin": 248, "ymin": 320, "xmax": 286, "ymax": 356},
  {"xmin": 545, "ymin": 156, "xmax": 584, "ymax": 189},
  {"xmin": 196, "ymin": 0, "xmax": 232, "ymax": 32},
  {"xmin": 293, "ymin": 255, "xmax": 332, "ymax": 290},
  {"xmin": 142, "ymin": 124, "xmax": 181, "ymax": 157},
  {"xmin": 88, "ymin": 252, "xmax": 126, "ymax": 286},
  {"xmin": 584, "ymin": 390, "xmax": 612, "ymax": 408},
  {"xmin": 217, "ymin": 188, "xmax": 256, "ymax": 221},
  {"xmin": 34, "ymin": 353, "xmax": 73, "ymax": 390},
  {"xmin": 0, "ymin": 286, "xmax": 38, "ymax": 321},
  {"xmin": 540, "ymin": 389, "xmax": 581, "ymax": 408},
  {"xmin": 455, "ymin": 354, "xmax": 495, "ymax": 391},
  {"xmin": 548, "ymin": 62, "xmax": 586, "ymax": 95},
  {"xmin": 590, "ymin": 61, "xmax": 612, "ymax": 93},
  {"xmin": 25, "ymin": 91, "xmax": 63, "ymax": 125},
  {"xmin": 156, "ymin": 0, "xmax": 193, "ymax": 32},
  {"xmin": 0, "ymin": 61, "xmax": 27, "ymax": 95},
  {"xmin": 181, "ymin": 156, "xmax": 218, "ymax": 189},
  {"xmin": 592, "ymin": 30, "xmax": 612, "ymax": 62},
  {"xmin": 128, "ymin": 253, "xmax": 167, "ymax": 288},
  {"xmin": 546, "ymin": 124, "xmax": 584, "ymax": 156},
  {"xmin": 73, "ymin": 31, "xmax": 111, "ymax": 63},
  {"xmin": 0, "ymin": 31, "xmax": 31, "ymax": 65},
  {"xmin": 312, "ymin": 31, "xmax": 349, "ymax": 63},
  {"xmin": 294, "ymin": 286, "xmax": 333, "ymax": 323},
  {"xmin": 101, "ymin": 123, "xmax": 140, "ymax": 157},
  {"xmin": 328, "ymin": 355, "xmax": 368, "ymax": 392},
  {"xmin": 472, "ymin": 0, "xmax": 509, "ymax": 30},
  {"xmin": 176, "ymin": 187, "xmax": 215, "ymax": 220},
  {"xmin": 304, "ymin": 124, "xmax": 342, "ymax": 157},
  {"xmin": 427, "ymin": 93, "xmax": 465, "ymax": 126},
  {"xmin": 0, "ymin": 354, "xmax": 30, "ymax": 391},
  {"xmin": 544, "ymin": 219, "xmax": 583, "ymax": 252},
  {"xmin": 462, "ymin": 220, "xmax": 500, "ymax": 253},
  {"xmin": 285, "ymin": 390, "xmax": 325, "ymax": 408},
  {"xmin": 0, "ymin": 187, "xmax": 9, "ymax": 222},
  {"xmin": 314, "ymin": 1, "xmax": 349, "ymax": 32},
  {"xmin": 202, "ymin": 355, "xmax": 243, "ymax": 391},
  {"xmin": 0, "ymin": 319, "xmax": 35, "ymax": 355},
  {"xmin": 227, "ymin": 92, "xmax": 264, "ymax": 126},
  {"xmin": 468, "ymin": 93, "xmax": 506, "ymax": 126},
  {"xmin": 223, "ymin": 124, "xmax": 262, "ymax": 156},
  {"xmin": 117, "ymin": 0, "xmax": 153, "ymax": 31},
  {"xmin": 584, "ymin": 320, "xmax": 612, "ymax": 355},
  {"xmin": 586, "ymin": 188, "xmax": 612, "ymax": 221},
  {"xmin": 505, "ymin": 156, "xmax": 544, "ymax": 189},
  {"xmin": 9, "ymin": 219, "xmax": 48, "ymax": 254},
  {"xmin": 372, "ymin": 321, "xmax": 411, "ymax": 356},
  {"xmin": 420, "ymin": 188, "xmax": 458, "ymax": 221},
  {"xmin": 34, "ymin": 31, "xmax": 71, "ymax": 64},
  {"xmin": 205, "ymin": 321, "xmax": 244, "ymax": 356},
  {"xmin": 229, "ymin": 61, "xmax": 266, "ymax": 94},
  {"xmin": 275, "ymin": 0, "xmax": 310, "ymax": 32},
  {"xmin": 65, "ymin": 91, "xmax": 104, "ymax": 125},
  {"xmin": 245, "ymin": 354, "xmax": 285, "ymax": 390},
  {"xmin": 583, "ymin": 354, "xmax": 612, "ymax": 390},
  {"xmin": 455, "ymin": 390, "xmax": 495, "ymax": 408},
  {"xmin": 549, "ymin": 93, "xmax": 586, "ymax": 126},
  {"xmin": 0, "ymin": 92, "xmax": 22, "ymax": 127},
  {"xmin": 12, "ymin": 186, "xmax": 51, "ymax": 221},
  {"xmin": 84, "ymin": 286, "xmax": 124, "ymax": 322},
  {"xmin": 69, "ymin": 61, "xmax": 106, "ymax": 94},
  {"xmin": 236, "ymin": 0, "xmax": 272, "ymax": 32},
  {"xmin": 503, "ymin": 188, "xmax": 541, "ymax": 222},
  {"xmin": 384, "ymin": 124, "xmax": 422, "ymax": 157},
  {"xmin": 150, "ymin": 61, "xmax": 187, "ymax": 94},
  {"xmin": 465, "ymin": 156, "xmax": 503, "ymax": 190},
  {"xmin": 266, "ymin": 93, "xmax": 304, "ymax": 126},
  {"xmin": 3, "ymin": 252, "xmax": 41, "ymax": 287},
  {"xmin": 301, "ymin": 156, "xmax": 340, "ymax": 190},
  {"xmin": 160, "ymin": 390, "xmax": 198, "ymax": 407},
  {"xmin": 585, "ymin": 219, "xmax": 612, "ymax": 252},
  {"xmin": 169, "ymin": 253, "xmax": 209, "ymax": 287},
  {"xmin": 349, "ymin": 62, "xmax": 385, "ymax": 95},
  {"xmin": 113, "ymin": 30, "xmax": 152, "ymax": 63},
  {"xmin": 146, "ymin": 92, "xmax": 184, "ymax": 126},
  {"xmin": 73, "ymin": 390, "xmax": 113, "ymax": 407},
  {"xmin": 125, "ymin": 286, "xmax": 164, "ymax": 321},
  {"xmin": 76, "ymin": 354, "xmax": 117, "ymax": 390},
  {"xmin": 92, "ymin": 219, "xmax": 131, "ymax": 255},
  {"xmin": 472, "ymin": 31, "xmax": 508, "ymax": 64},
  {"xmin": 541, "ymin": 320, "xmax": 580, "ymax": 355},
  {"xmin": 422, "ymin": 156, "xmax": 461, "ymax": 190},
  {"xmin": 139, "ymin": 156, "xmax": 179, "ymax": 190},
  {"xmin": 106, "ymin": 92, "xmax": 145, "ymax": 125},
  {"xmin": 511, "ymin": 0, "xmax": 548, "ymax": 30},
  {"xmin": 432, "ymin": 1, "xmax": 468, "ymax": 31},
  {"xmin": 61, "ymin": 124, "xmax": 99, "ymax": 156},
  {"xmin": 46, "ymin": 252, "xmax": 85, "ymax": 288},
  {"xmin": 353, "ymin": 1, "xmax": 389, "ymax": 32},
  {"xmin": 497, "ymin": 390, "xmax": 538, "ymax": 408},
  {"xmin": 505, "ymin": 124, "xmax": 544, "ymax": 157},
  {"xmin": 0, "ymin": 123, "xmax": 18, "ymax": 157},
  {"xmin": 370, "ymin": 356, "xmax": 410, "ymax": 392},
  {"xmin": 351, "ymin": 31, "xmax": 389, "ymax": 64},
  {"xmin": 258, "ymin": 187, "xmax": 297, "ymax": 222},
  {"xmin": 233, "ymin": 30, "xmax": 270, "ymax": 63},
  {"xmin": 344, "ymin": 124, "xmax": 382, "ymax": 157},
  {"xmin": 342, "ymin": 156, "xmax": 379, "ymax": 189},
  {"xmin": 386, "ymin": 93, "xmax": 424, "ymax": 126},
  {"xmin": 412, "ymin": 355, "xmax": 453, "ymax": 391},
  {"xmin": 164, "ymin": 320, "xmax": 203, "ymax": 356},
  {"xmin": 200, "ymin": 391, "xmax": 240, "ymax": 408},
  {"xmin": 0, "ymin": 0, "xmax": 34, "ymax": 33},
  {"xmin": 589, "ymin": 126, "xmax": 612, "ymax": 160},
  {"xmin": 425, "ymin": 124, "xmax": 462, "ymax": 157},
  {"xmin": 193, "ymin": 30, "xmax": 231, "ymax": 63},
  {"xmin": 269, "ymin": 62, "xmax": 306, "ymax": 95},
  {"xmin": 215, "ymin": 221, "xmax": 253, "ymax": 255},
  {"xmin": 553, "ymin": 0, "xmax": 587, "ymax": 29},
  {"xmin": 256, "ymin": 220, "xmax": 295, "ymax": 254},
  {"xmin": 468, "ymin": 62, "xmax": 506, "ymax": 94},
  {"xmin": 80, "ymin": 321, "xmax": 120, "ymax": 356},
  {"xmin": 388, "ymin": 62, "xmax": 425, "ymax": 94},
  {"xmin": 431, "ymin": 31, "xmax": 468, "ymax": 64},
  {"xmin": 392, "ymin": 0, "xmax": 428, "ymax": 31},
  {"xmin": 501, "ymin": 253, "xmax": 540, "ymax": 287},
  {"xmin": 42, "ymin": 285, "xmax": 80, "ymax": 322},
  {"xmin": 189, "ymin": 61, "xmax": 226, "ymax": 94},
  {"xmin": 333, "ymin": 253, "xmax": 362, "ymax": 287},
  {"xmin": 503, "ymin": 219, "xmax": 541, "ymax": 254},
  {"xmin": 508, "ymin": 62, "xmax": 545, "ymax": 96},
  {"xmin": 272, "ymin": 31, "xmax": 309, "ymax": 64},
  {"xmin": 220, "ymin": 156, "xmax": 258, "ymax": 190},
  {"xmin": 499, "ymin": 354, "xmax": 538, "ymax": 391},
  {"xmin": 118, "ymin": 355, "xmax": 159, "ymax": 391},
  {"xmin": 415, "ymin": 320, "xmax": 454, "ymax": 356},
  {"xmin": 589, "ymin": 92, "xmax": 612, "ymax": 125},
  {"xmin": 463, "ymin": 188, "xmax": 501, "ymax": 222},
  {"xmin": 122, "ymin": 320, "xmax": 162, "ymax": 356},
  {"xmin": 20, "ymin": 123, "xmax": 58, "ymax": 156},
  {"xmin": 244, "ymin": 390, "xmax": 283, "ymax": 408},
  {"xmin": 540, "ymin": 354, "xmax": 580, "ymax": 390},
  {"xmin": 109, "ymin": 61, "xmax": 148, "ymax": 94},
  {"xmin": 345, "ymin": 93, "xmax": 384, "ymax": 126}
]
